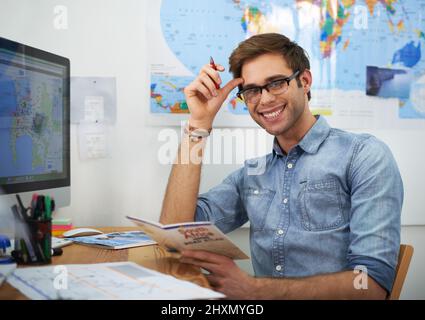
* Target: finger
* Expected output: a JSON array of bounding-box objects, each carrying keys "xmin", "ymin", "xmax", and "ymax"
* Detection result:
[
  {"xmin": 205, "ymin": 274, "xmax": 222, "ymax": 288},
  {"xmin": 201, "ymin": 65, "xmax": 222, "ymax": 87},
  {"xmin": 220, "ymin": 77, "xmax": 244, "ymax": 97},
  {"xmin": 203, "ymin": 63, "xmax": 225, "ymax": 72},
  {"xmin": 194, "ymin": 79, "xmax": 213, "ymax": 100},
  {"xmin": 214, "ymin": 64, "xmax": 225, "ymax": 72},
  {"xmin": 182, "ymin": 250, "xmax": 228, "ymax": 265},
  {"xmin": 184, "ymin": 81, "xmax": 206, "ymax": 98},
  {"xmin": 180, "ymin": 257, "xmax": 215, "ymax": 273},
  {"xmin": 180, "ymin": 257, "xmax": 224, "ymax": 275},
  {"xmin": 199, "ymin": 74, "xmax": 218, "ymax": 97}
]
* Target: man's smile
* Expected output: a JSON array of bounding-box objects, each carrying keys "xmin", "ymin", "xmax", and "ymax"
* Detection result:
[{"xmin": 258, "ymin": 104, "xmax": 287, "ymax": 122}]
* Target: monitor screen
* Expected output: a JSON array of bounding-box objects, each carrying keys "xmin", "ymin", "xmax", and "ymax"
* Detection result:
[{"xmin": 0, "ymin": 37, "xmax": 70, "ymax": 194}]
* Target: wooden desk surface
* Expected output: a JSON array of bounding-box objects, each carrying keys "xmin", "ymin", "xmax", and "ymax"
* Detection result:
[{"xmin": 0, "ymin": 227, "xmax": 210, "ymax": 300}]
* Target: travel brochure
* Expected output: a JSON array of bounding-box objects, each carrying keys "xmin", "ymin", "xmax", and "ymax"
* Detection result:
[
  {"xmin": 126, "ymin": 216, "xmax": 249, "ymax": 259},
  {"xmin": 71, "ymin": 231, "xmax": 157, "ymax": 250}
]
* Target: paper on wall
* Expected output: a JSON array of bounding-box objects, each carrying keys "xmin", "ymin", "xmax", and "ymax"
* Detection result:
[
  {"xmin": 84, "ymin": 96, "xmax": 105, "ymax": 123},
  {"xmin": 78, "ymin": 123, "xmax": 110, "ymax": 160}
]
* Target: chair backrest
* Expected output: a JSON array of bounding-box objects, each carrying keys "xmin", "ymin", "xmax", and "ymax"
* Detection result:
[{"xmin": 388, "ymin": 244, "xmax": 414, "ymax": 300}]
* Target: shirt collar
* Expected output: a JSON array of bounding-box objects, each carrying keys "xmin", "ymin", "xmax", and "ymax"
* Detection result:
[
  {"xmin": 272, "ymin": 138, "xmax": 285, "ymax": 157},
  {"xmin": 272, "ymin": 115, "xmax": 331, "ymax": 156}
]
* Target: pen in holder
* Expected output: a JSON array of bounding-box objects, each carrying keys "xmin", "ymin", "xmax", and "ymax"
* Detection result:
[{"xmin": 11, "ymin": 194, "xmax": 53, "ymax": 265}]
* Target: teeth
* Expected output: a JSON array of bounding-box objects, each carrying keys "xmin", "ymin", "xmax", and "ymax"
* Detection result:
[{"xmin": 263, "ymin": 108, "xmax": 283, "ymax": 119}]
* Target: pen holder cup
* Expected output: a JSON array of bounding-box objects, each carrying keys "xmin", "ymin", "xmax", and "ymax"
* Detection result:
[{"xmin": 13, "ymin": 218, "xmax": 52, "ymax": 265}]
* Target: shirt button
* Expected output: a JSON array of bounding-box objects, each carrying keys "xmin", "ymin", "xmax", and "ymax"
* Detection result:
[
  {"xmin": 277, "ymin": 229, "xmax": 284, "ymax": 235},
  {"xmin": 253, "ymin": 190, "xmax": 259, "ymax": 195},
  {"xmin": 283, "ymin": 198, "xmax": 288, "ymax": 204},
  {"xmin": 275, "ymin": 265, "xmax": 282, "ymax": 271},
  {"xmin": 287, "ymin": 163, "xmax": 293, "ymax": 169}
]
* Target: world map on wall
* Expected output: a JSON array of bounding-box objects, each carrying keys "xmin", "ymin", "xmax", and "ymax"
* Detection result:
[{"xmin": 150, "ymin": 0, "xmax": 425, "ymax": 119}]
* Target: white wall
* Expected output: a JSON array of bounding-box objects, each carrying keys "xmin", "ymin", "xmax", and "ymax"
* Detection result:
[{"xmin": 0, "ymin": 0, "xmax": 423, "ymax": 299}]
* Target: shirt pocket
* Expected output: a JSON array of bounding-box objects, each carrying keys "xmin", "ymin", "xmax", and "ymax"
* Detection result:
[
  {"xmin": 243, "ymin": 187, "xmax": 275, "ymax": 231},
  {"xmin": 298, "ymin": 178, "xmax": 344, "ymax": 231}
]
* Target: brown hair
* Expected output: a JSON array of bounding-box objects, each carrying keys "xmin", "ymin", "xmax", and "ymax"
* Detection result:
[{"xmin": 229, "ymin": 33, "xmax": 311, "ymax": 100}]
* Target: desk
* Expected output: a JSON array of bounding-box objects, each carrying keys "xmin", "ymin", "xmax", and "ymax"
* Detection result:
[{"xmin": 0, "ymin": 227, "xmax": 210, "ymax": 300}]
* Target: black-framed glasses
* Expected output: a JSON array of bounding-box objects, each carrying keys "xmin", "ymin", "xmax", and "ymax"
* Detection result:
[{"xmin": 237, "ymin": 70, "xmax": 300, "ymax": 105}]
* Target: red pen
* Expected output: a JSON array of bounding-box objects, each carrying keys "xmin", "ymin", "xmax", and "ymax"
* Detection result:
[
  {"xmin": 209, "ymin": 56, "xmax": 220, "ymax": 89},
  {"xmin": 31, "ymin": 193, "xmax": 38, "ymax": 218}
]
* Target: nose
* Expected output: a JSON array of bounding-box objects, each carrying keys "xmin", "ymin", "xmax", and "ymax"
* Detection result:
[{"xmin": 259, "ymin": 87, "xmax": 276, "ymax": 106}]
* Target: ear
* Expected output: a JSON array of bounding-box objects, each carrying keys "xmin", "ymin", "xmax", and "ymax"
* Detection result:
[{"xmin": 300, "ymin": 69, "xmax": 312, "ymax": 95}]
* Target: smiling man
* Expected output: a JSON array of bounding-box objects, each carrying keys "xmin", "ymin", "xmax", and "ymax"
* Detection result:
[{"xmin": 160, "ymin": 33, "xmax": 403, "ymax": 299}]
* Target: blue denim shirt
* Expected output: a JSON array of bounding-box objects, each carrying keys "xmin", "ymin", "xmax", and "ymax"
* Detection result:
[{"xmin": 195, "ymin": 116, "xmax": 403, "ymax": 293}]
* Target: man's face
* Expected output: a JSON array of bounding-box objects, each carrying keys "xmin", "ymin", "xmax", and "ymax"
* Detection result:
[{"xmin": 241, "ymin": 53, "xmax": 309, "ymax": 136}]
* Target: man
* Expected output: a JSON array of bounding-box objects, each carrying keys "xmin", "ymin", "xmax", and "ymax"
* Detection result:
[{"xmin": 160, "ymin": 33, "xmax": 403, "ymax": 299}]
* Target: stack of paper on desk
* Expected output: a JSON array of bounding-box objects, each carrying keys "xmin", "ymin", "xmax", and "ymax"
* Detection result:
[
  {"xmin": 52, "ymin": 218, "xmax": 73, "ymax": 237},
  {"xmin": 0, "ymin": 263, "xmax": 16, "ymax": 287},
  {"xmin": 70, "ymin": 231, "xmax": 157, "ymax": 249},
  {"xmin": 7, "ymin": 261, "xmax": 225, "ymax": 300}
]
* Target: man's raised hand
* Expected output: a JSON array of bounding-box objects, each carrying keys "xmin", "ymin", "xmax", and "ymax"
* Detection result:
[{"xmin": 184, "ymin": 63, "xmax": 243, "ymax": 129}]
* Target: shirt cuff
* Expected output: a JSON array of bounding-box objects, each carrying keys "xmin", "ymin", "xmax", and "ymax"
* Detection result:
[
  {"xmin": 195, "ymin": 199, "xmax": 243, "ymax": 234},
  {"xmin": 347, "ymin": 255, "xmax": 396, "ymax": 294},
  {"xmin": 195, "ymin": 200, "xmax": 210, "ymax": 222}
]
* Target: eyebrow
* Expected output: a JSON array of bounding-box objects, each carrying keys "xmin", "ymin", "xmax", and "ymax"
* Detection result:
[{"xmin": 242, "ymin": 74, "xmax": 291, "ymax": 90}]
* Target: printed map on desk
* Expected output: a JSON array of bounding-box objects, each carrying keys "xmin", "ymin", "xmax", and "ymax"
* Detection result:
[
  {"xmin": 70, "ymin": 231, "xmax": 157, "ymax": 249},
  {"xmin": 7, "ymin": 261, "xmax": 225, "ymax": 300}
]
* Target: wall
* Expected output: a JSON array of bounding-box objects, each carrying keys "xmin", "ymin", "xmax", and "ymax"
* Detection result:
[{"xmin": 0, "ymin": 0, "xmax": 423, "ymax": 299}]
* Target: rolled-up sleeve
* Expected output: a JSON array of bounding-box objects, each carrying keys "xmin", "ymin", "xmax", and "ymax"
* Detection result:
[
  {"xmin": 347, "ymin": 136, "xmax": 403, "ymax": 293},
  {"xmin": 195, "ymin": 167, "xmax": 248, "ymax": 234}
]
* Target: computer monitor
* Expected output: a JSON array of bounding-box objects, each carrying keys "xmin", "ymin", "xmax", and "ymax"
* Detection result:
[{"xmin": 0, "ymin": 37, "xmax": 70, "ymax": 218}]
